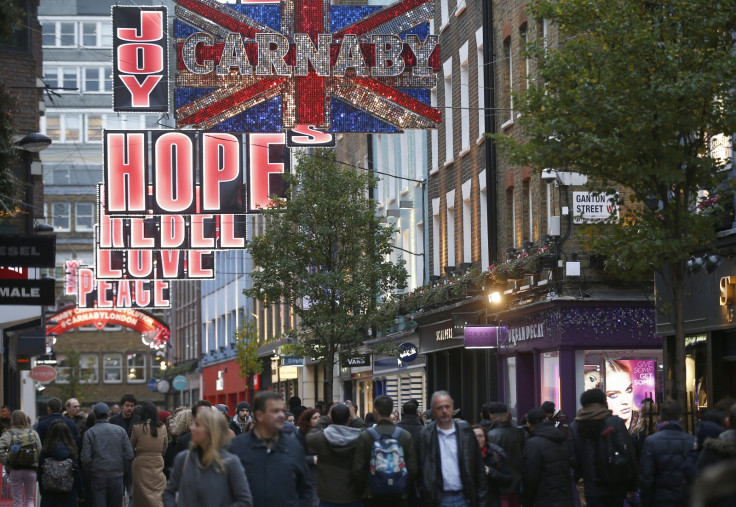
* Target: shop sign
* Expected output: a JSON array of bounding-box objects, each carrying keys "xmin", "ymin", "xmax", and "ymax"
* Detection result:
[
  {"xmin": 342, "ymin": 354, "xmax": 371, "ymax": 368},
  {"xmin": 0, "ymin": 267, "xmax": 28, "ymax": 280},
  {"xmin": 508, "ymin": 322, "xmax": 545, "ymax": 345},
  {"xmin": 157, "ymin": 379, "xmax": 171, "ymax": 393},
  {"xmin": 253, "ymin": 374, "xmax": 260, "ymax": 391},
  {"xmin": 0, "ymin": 278, "xmax": 55, "ymax": 305},
  {"xmin": 46, "ymin": 307, "xmax": 170, "ymax": 347},
  {"xmin": 435, "ymin": 327, "xmax": 453, "ymax": 341},
  {"xmin": 147, "ymin": 378, "xmax": 158, "ymax": 391},
  {"xmin": 398, "ymin": 343, "xmax": 418, "ymax": 363},
  {"xmin": 172, "ymin": 375, "xmax": 187, "ymax": 390},
  {"xmin": 0, "ymin": 236, "xmax": 56, "ymax": 268},
  {"xmin": 281, "ymin": 355, "xmax": 304, "ymax": 366},
  {"xmin": 464, "ymin": 326, "xmax": 506, "ymax": 349},
  {"xmin": 572, "ymin": 192, "xmax": 619, "ymax": 224},
  {"xmin": 29, "ymin": 365, "xmax": 57, "ymax": 383}
]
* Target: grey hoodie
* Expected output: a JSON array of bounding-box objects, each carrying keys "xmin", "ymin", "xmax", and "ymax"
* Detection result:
[{"xmin": 323, "ymin": 424, "xmax": 361, "ymax": 446}]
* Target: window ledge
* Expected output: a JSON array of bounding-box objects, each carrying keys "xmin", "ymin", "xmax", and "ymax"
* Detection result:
[
  {"xmin": 455, "ymin": 0, "xmax": 467, "ymax": 16},
  {"xmin": 476, "ymin": 135, "xmax": 486, "ymax": 145},
  {"xmin": 501, "ymin": 118, "xmax": 514, "ymax": 130},
  {"xmin": 400, "ymin": 187, "xmax": 409, "ymax": 195},
  {"xmin": 430, "ymin": 166, "xmax": 440, "ymax": 176},
  {"xmin": 459, "ymin": 146, "xmax": 470, "ymax": 158},
  {"xmin": 443, "ymin": 158, "xmax": 454, "ymax": 168}
]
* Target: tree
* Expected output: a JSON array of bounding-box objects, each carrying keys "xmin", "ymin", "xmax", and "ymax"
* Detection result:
[
  {"xmin": 233, "ymin": 319, "xmax": 263, "ymax": 392},
  {"xmin": 54, "ymin": 349, "xmax": 95, "ymax": 404},
  {"xmin": 501, "ymin": 0, "xmax": 736, "ymax": 407},
  {"xmin": 245, "ymin": 149, "xmax": 407, "ymax": 403}
]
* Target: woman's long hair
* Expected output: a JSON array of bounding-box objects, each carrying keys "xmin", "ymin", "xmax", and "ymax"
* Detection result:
[
  {"xmin": 42, "ymin": 419, "xmax": 78, "ymax": 459},
  {"xmin": 296, "ymin": 408, "xmax": 318, "ymax": 437},
  {"xmin": 10, "ymin": 410, "xmax": 30, "ymax": 429},
  {"xmin": 192, "ymin": 409, "xmax": 230, "ymax": 473},
  {"xmin": 633, "ymin": 398, "xmax": 659, "ymax": 440},
  {"xmin": 137, "ymin": 402, "xmax": 163, "ymax": 437}
]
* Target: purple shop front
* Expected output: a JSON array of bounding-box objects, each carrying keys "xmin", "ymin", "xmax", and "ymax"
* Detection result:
[{"xmin": 493, "ymin": 301, "xmax": 661, "ymax": 426}]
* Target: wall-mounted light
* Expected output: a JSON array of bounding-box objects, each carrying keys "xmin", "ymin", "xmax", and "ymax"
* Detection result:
[
  {"xmin": 16, "ymin": 132, "xmax": 52, "ymax": 153},
  {"xmin": 488, "ymin": 291, "xmax": 502, "ymax": 304}
]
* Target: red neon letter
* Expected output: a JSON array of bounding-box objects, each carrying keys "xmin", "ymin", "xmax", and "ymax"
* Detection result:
[
  {"xmin": 97, "ymin": 280, "xmax": 114, "ymax": 308},
  {"xmin": 117, "ymin": 11, "xmax": 164, "ymax": 42},
  {"xmin": 128, "ymin": 250, "xmax": 153, "ymax": 278},
  {"xmin": 116, "ymin": 280, "xmax": 133, "ymax": 308},
  {"xmin": 248, "ymin": 133, "xmax": 286, "ymax": 210},
  {"xmin": 96, "ymin": 250, "xmax": 123, "ymax": 279},
  {"xmin": 158, "ymin": 250, "xmax": 181, "ymax": 278},
  {"xmin": 190, "ymin": 215, "xmax": 215, "ymax": 249},
  {"xmin": 154, "ymin": 280, "xmax": 170, "ymax": 307},
  {"xmin": 134, "ymin": 281, "xmax": 151, "ymax": 307},
  {"xmin": 78, "ymin": 268, "xmax": 95, "ymax": 308},
  {"xmin": 160, "ymin": 215, "xmax": 186, "ymax": 249},
  {"xmin": 119, "ymin": 75, "xmax": 163, "ymax": 108},
  {"xmin": 155, "ymin": 133, "xmax": 194, "ymax": 213},
  {"xmin": 202, "ymin": 133, "xmax": 241, "ymax": 212},
  {"xmin": 219, "ymin": 214, "xmax": 245, "ymax": 248},
  {"xmin": 117, "ymin": 44, "xmax": 164, "ymax": 74},
  {"xmin": 106, "ymin": 133, "xmax": 147, "ymax": 213},
  {"xmin": 129, "ymin": 218, "xmax": 155, "ymax": 248},
  {"xmin": 188, "ymin": 251, "xmax": 213, "ymax": 278}
]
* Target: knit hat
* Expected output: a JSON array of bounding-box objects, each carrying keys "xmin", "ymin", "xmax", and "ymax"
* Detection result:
[
  {"xmin": 214, "ymin": 404, "xmax": 229, "ymax": 416},
  {"xmin": 236, "ymin": 401, "xmax": 251, "ymax": 412},
  {"xmin": 158, "ymin": 410, "xmax": 172, "ymax": 424},
  {"xmin": 93, "ymin": 402, "xmax": 109, "ymax": 417}
]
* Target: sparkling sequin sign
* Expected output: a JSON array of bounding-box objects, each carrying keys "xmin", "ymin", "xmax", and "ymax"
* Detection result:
[{"xmin": 174, "ymin": 0, "xmax": 441, "ymax": 133}]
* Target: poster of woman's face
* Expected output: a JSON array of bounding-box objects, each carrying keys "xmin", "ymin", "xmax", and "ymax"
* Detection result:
[{"xmin": 604, "ymin": 359, "xmax": 656, "ymax": 429}]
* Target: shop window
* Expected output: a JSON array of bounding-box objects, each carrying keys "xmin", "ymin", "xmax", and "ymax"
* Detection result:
[
  {"xmin": 103, "ymin": 354, "xmax": 122, "ymax": 383},
  {"xmin": 540, "ymin": 351, "xmax": 560, "ymax": 407},
  {"xmin": 504, "ymin": 356, "xmax": 517, "ymax": 420},
  {"xmin": 79, "ymin": 354, "xmax": 98, "ymax": 384},
  {"xmin": 127, "ymin": 353, "xmax": 146, "ymax": 383},
  {"xmin": 151, "ymin": 351, "xmax": 166, "ymax": 378},
  {"xmin": 75, "ymin": 202, "xmax": 94, "ymax": 231}
]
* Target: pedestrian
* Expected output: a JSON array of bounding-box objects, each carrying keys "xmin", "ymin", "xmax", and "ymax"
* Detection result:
[
  {"xmin": 37, "ymin": 399, "xmax": 79, "ymax": 444},
  {"xmin": 163, "ymin": 409, "xmax": 252, "ymax": 507},
  {"xmin": 0, "ymin": 406, "xmax": 11, "ymax": 435},
  {"xmin": 296, "ymin": 407, "xmax": 320, "ymax": 504},
  {"xmin": 521, "ymin": 408, "xmax": 572, "ymax": 507},
  {"xmin": 109, "ymin": 405, "xmax": 120, "ymax": 417},
  {"xmin": 229, "ymin": 401, "xmax": 252, "ymax": 436},
  {"xmin": 306, "ymin": 401, "xmax": 366, "ymax": 506},
  {"xmin": 81, "ymin": 402, "xmax": 134, "ymax": 507},
  {"xmin": 164, "ymin": 409, "xmax": 192, "ymax": 478},
  {"xmin": 397, "ymin": 401, "xmax": 424, "ymax": 447},
  {"xmin": 479, "ymin": 403, "xmax": 493, "ymax": 433},
  {"xmin": 416, "ymin": 391, "xmax": 486, "ymax": 507},
  {"xmin": 38, "ymin": 420, "xmax": 85, "ymax": 507},
  {"xmin": 129, "ymin": 402, "xmax": 167, "ymax": 507},
  {"xmin": 65, "ymin": 399, "xmax": 86, "ymax": 434},
  {"xmin": 696, "ymin": 402, "xmax": 736, "ymax": 472},
  {"xmin": 230, "ymin": 391, "xmax": 312, "ymax": 505},
  {"xmin": 353, "ymin": 394, "xmax": 417, "ymax": 507},
  {"xmin": 638, "ymin": 399, "xmax": 697, "ymax": 506},
  {"xmin": 569, "ymin": 389, "xmax": 637, "ymax": 507},
  {"xmin": 0, "ymin": 410, "xmax": 41, "ymax": 507},
  {"xmin": 486, "ymin": 402, "xmax": 525, "ymax": 507},
  {"xmin": 109, "ymin": 394, "xmax": 140, "ymax": 438},
  {"xmin": 540, "ymin": 401, "xmax": 569, "ymax": 440},
  {"xmin": 472, "ymin": 425, "xmax": 511, "ymax": 507},
  {"xmin": 631, "ymin": 398, "xmax": 659, "ymax": 459},
  {"xmin": 290, "ymin": 396, "xmax": 308, "ymax": 422}
]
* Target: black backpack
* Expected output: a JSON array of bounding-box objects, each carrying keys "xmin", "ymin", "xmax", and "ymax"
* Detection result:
[{"xmin": 595, "ymin": 417, "xmax": 632, "ymax": 487}]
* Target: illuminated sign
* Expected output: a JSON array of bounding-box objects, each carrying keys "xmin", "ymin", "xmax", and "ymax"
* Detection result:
[
  {"xmin": 77, "ymin": 267, "xmax": 171, "ymax": 308},
  {"xmin": 113, "ymin": 6, "xmax": 169, "ymax": 112},
  {"xmin": 174, "ymin": 0, "xmax": 441, "ymax": 132},
  {"xmin": 46, "ymin": 307, "xmax": 170, "ymax": 347},
  {"xmin": 65, "ymin": 259, "xmax": 84, "ymax": 295}
]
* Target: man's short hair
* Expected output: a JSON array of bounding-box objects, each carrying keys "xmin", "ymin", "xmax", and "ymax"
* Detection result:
[
  {"xmin": 253, "ymin": 391, "xmax": 282, "ymax": 414},
  {"xmin": 481, "ymin": 402, "xmax": 493, "ymax": 420},
  {"xmin": 430, "ymin": 391, "xmax": 452, "ymax": 409},
  {"xmin": 527, "ymin": 407, "xmax": 547, "ymax": 426},
  {"xmin": 331, "ymin": 403, "xmax": 350, "ymax": 425},
  {"xmin": 402, "ymin": 401, "xmax": 418, "ymax": 416},
  {"xmin": 580, "ymin": 389, "xmax": 607, "ymax": 407},
  {"xmin": 191, "ymin": 400, "xmax": 212, "ymax": 416},
  {"xmin": 373, "ymin": 395, "xmax": 393, "ymax": 418},
  {"xmin": 487, "ymin": 402, "xmax": 508, "ymax": 415},
  {"xmin": 47, "ymin": 398, "xmax": 62, "ymax": 413},
  {"xmin": 541, "ymin": 401, "xmax": 556, "ymax": 415},
  {"xmin": 659, "ymin": 399, "xmax": 681, "ymax": 422},
  {"xmin": 288, "ymin": 396, "xmax": 301, "ymax": 409},
  {"xmin": 120, "ymin": 394, "xmax": 137, "ymax": 406}
]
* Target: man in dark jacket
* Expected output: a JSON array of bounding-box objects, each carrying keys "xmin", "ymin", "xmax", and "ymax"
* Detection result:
[
  {"xmin": 639, "ymin": 399, "xmax": 696, "ymax": 506},
  {"xmin": 417, "ymin": 391, "xmax": 487, "ymax": 507},
  {"xmin": 541, "ymin": 401, "xmax": 569, "ymax": 440},
  {"xmin": 109, "ymin": 393, "xmax": 140, "ymax": 437},
  {"xmin": 36, "ymin": 397, "xmax": 79, "ymax": 443},
  {"xmin": 306, "ymin": 402, "xmax": 366, "ymax": 505},
  {"xmin": 229, "ymin": 401, "xmax": 252, "ymax": 435},
  {"xmin": 696, "ymin": 403, "xmax": 736, "ymax": 472},
  {"xmin": 569, "ymin": 389, "xmax": 637, "ymax": 506},
  {"xmin": 521, "ymin": 407, "xmax": 572, "ymax": 507},
  {"xmin": 398, "ymin": 400, "xmax": 424, "ymax": 445},
  {"xmin": 353, "ymin": 394, "xmax": 418, "ymax": 507},
  {"xmin": 479, "ymin": 403, "xmax": 493, "ymax": 432},
  {"xmin": 230, "ymin": 391, "xmax": 313, "ymax": 506},
  {"xmin": 486, "ymin": 402, "xmax": 525, "ymax": 506}
]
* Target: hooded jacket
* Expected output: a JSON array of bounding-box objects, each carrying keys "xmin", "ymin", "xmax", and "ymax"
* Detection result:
[
  {"xmin": 306, "ymin": 415, "xmax": 365, "ymax": 504},
  {"xmin": 638, "ymin": 421, "xmax": 696, "ymax": 506},
  {"xmin": 81, "ymin": 419, "xmax": 134, "ymax": 479},
  {"xmin": 569, "ymin": 403, "xmax": 637, "ymax": 498},
  {"xmin": 696, "ymin": 428, "xmax": 736, "ymax": 472},
  {"xmin": 522, "ymin": 421, "xmax": 572, "ymax": 507}
]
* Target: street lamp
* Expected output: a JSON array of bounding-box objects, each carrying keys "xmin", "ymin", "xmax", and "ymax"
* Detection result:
[{"xmin": 15, "ymin": 132, "xmax": 52, "ymax": 153}]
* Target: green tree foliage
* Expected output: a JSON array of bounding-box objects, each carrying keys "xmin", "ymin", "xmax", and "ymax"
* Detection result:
[
  {"xmin": 501, "ymin": 0, "xmax": 736, "ymax": 404},
  {"xmin": 54, "ymin": 350, "xmax": 95, "ymax": 404},
  {"xmin": 233, "ymin": 320, "xmax": 262, "ymax": 390},
  {"xmin": 245, "ymin": 149, "xmax": 407, "ymax": 403}
]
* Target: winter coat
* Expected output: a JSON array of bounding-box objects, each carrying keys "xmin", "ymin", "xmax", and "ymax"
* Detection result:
[
  {"xmin": 38, "ymin": 441, "xmax": 85, "ymax": 507},
  {"xmin": 0, "ymin": 425, "xmax": 41, "ymax": 471},
  {"xmin": 353, "ymin": 419, "xmax": 419, "ymax": 500},
  {"xmin": 521, "ymin": 421, "xmax": 572, "ymax": 507},
  {"xmin": 481, "ymin": 443, "xmax": 512, "ymax": 507},
  {"xmin": 162, "ymin": 447, "xmax": 252, "ymax": 507},
  {"xmin": 487, "ymin": 420, "xmax": 526, "ymax": 495},
  {"xmin": 306, "ymin": 415, "xmax": 365, "ymax": 503},
  {"xmin": 229, "ymin": 416, "xmax": 251, "ymax": 436},
  {"xmin": 549, "ymin": 410, "xmax": 570, "ymax": 441},
  {"xmin": 638, "ymin": 421, "xmax": 697, "ymax": 507},
  {"xmin": 569, "ymin": 404, "xmax": 637, "ymax": 498},
  {"xmin": 81, "ymin": 419, "xmax": 134, "ymax": 479},
  {"xmin": 109, "ymin": 413, "xmax": 141, "ymax": 438},
  {"xmin": 696, "ymin": 428, "xmax": 736, "ymax": 472},
  {"xmin": 37, "ymin": 414, "xmax": 79, "ymax": 444},
  {"xmin": 130, "ymin": 422, "xmax": 168, "ymax": 507},
  {"xmin": 229, "ymin": 428, "xmax": 313, "ymax": 506},
  {"xmin": 417, "ymin": 420, "xmax": 487, "ymax": 507},
  {"xmin": 397, "ymin": 414, "xmax": 424, "ymax": 447}
]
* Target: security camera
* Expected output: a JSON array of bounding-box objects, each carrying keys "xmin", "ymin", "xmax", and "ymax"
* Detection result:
[{"xmin": 541, "ymin": 169, "xmax": 559, "ymax": 183}]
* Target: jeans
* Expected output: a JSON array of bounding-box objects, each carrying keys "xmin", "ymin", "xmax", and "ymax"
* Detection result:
[
  {"xmin": 440, "ymin": 491, "xmax": 469, "ymax": 507},
  {"xmin": 9, "ymin": 469, "xmax": 35, "ymax": 507},
  {"xmin": 90, "ymin": 475, "xmax": 124, "ymax": 507}
]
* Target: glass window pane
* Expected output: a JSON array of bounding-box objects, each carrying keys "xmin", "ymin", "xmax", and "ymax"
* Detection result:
[
  {"xmin": 151, "ymin": 352, "xmax": 166, "ymax": 378},
  {"xmin": 42, "ymin": 21, "xmax": 56, "ymax": 46},
  {"xmin": 52, "ymin": 169, "xmax": 69, "ymax": 185},
  {"xmin": 62, "ymin": 68, "xmax": 77, "ymax": 91},
  {"xmin": 43, "ymin": 67, "xmax": 59, "ymax": 89},
  {"xmin": 45, "ymin": 115, "xmax": 61, "ymax": 141},
  {"xmin": 60, "ymin": 22, "xmax": 75, "ymax": 46},
  {"xmin": 87, "ymin": 115, "xmax": 102, "ymax": 142},
  {"xmin": 103, "ymin": 354, "xmax": 122, "ymax": 383},
  {"xmin": 75, "ymin": 202, "xmax": 94, "ymax": 231},
  {"xmin": 101, "ymin": 23, "xmax": 112, "ymax": 47},
  {"xmin": 51, "ymin": 202, "xmax": 70, "ymax": 231},
  {"xmin": 106, "ymin": 115, "xmax": 126, "ymax": 130},
  {"xmin": 63, "ymin": 116, "xmax": 80, "ymax": 142},
  {"xmin": 82, "ymin": 23, "xmax": 97, "ymax": 46},
  {"xmin": 85, "ymin": 68, "xmax": 100, "ymax": 92},
  {"xmin": 80, "ymin": 354, "xmax": 98, "ymax": 383},
  {"xmin": 104, "ymin": 67, "xmax": 112, "ymax": 92},
  {"xmin": 127, "ymin": 353, "xmax": 145, "ymax": 383}
]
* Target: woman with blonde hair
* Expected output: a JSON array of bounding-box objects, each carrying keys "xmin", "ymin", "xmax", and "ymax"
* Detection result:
[
  {"xmin": 0, "ymin": 410, "xmax": 41, "ymax": 507},
  {"xmin": 163, "ymin": 408, "xmax": 252, "ymax": 507}
]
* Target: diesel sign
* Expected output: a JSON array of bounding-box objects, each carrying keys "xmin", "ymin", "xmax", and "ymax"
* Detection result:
[{"xmin": 0, "ymin": 236, "xmax": 56, "ymax": 267}]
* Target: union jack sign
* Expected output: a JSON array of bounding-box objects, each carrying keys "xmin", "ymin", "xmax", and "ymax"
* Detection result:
[{"xmin": 174, "ymin": 0, "xmax": 441, "ymax": 133}]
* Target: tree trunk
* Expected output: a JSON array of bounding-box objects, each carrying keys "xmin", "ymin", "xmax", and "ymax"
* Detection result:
[
  {"xmin": 324, "ymin": 344, "xmax": 335, "ymax": 405},
  {"xmin": 667, "ymin": 261, "xmax": 688, "ymax": 419}
]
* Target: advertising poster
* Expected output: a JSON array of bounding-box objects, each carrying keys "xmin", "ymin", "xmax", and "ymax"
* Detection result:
[{"xmin": 604, "ymin": 359, "xmax": 657, "ymax": 431}]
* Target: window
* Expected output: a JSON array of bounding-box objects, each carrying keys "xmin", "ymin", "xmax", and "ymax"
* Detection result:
[
  {"xmin": 101, "ymin": 24, "xmax": 112, "ymax": 47},
  {"xmin": 103, "ymin": 354, "xmax": 123, "ymax": 383},
  {"xmin": 41, "ymin": 21, "xmax": 55, "ymax": 46},
  {"xmin": 523, "ymin": 180, "xmax": 532, "ymax": 242},
  {"xmin": 44, "ymin": 114, "xmax": 60, "ymax": 141},
  {"xmin": 79, "ymin": 354, "xmax": 98, "ymax": 384},
  {"xmin": 51, "ymin": 202, "xmax": 70, "ymax": 231},
  {"xmin": 507, "ymin": 188, "xmax": 516, "ymax": 247},
  {"xmin": 520, "ymin": 28, "xmax": 529, "ymax": 92},
  {"xmin": 502, "ymin": 38, "xmax": 513, "ymax": 127},
  {"xmin": 75, "ymin": 202, "xmax": 94, "ymax": 231},
  {"xmin": 540, "ymin": 351, "xmax": 560, "ymax": 408},
  {"xmin": 55, "ymin": 362, "xmax": 71, "ymax": 384},
  {"xmin": 462, "ymin": 180, "xmax": 472, "ymax": 263},
  {"xmin": 446, "ymin": 190, "xmax": 456, "ymax": 268},
  {"xmin": 64, "ymin": 115, "xmax": 81, "ymax": 142},
  {"xmin": 151, "ymin": 352, "xmax": 166, "ymax": 378},
  {"xmin": 476, "ymin": 29, "xmax": 485, "ymax": 140},
  {"xmin": 127, "ymin": 353, "xmax": 146, "ymax": 383},
  {"xmin": 85, "ymin": 68, "xmax": 100, "ymax": 92},
  {"xmin": 60, "ymin": 22, "xmax": 75, "ymax": 47},
  {"xmin": 443, "ymin": 57, "xmax": 453, "ymax": 164},
  {"xmin": 479, "ymin": 171, "xmax": 489, "ymax": 270},
  {"xmin": 459, "ymin": 43, "xmax": 470, "ymax": 154},
  {"xmin": 431, "ymin": 89, "xmax": 439, "ymax": 173},
  {"xmin": 440, "ymin": 0, "xmax": 449, "ymax": 29},
  {"xmin": 432, "ymin": 198, "xmax": 440, "ymax": 275},
  {"xmin": 87, "ymin": 115, "xmax": 103, "ymax": 142}
]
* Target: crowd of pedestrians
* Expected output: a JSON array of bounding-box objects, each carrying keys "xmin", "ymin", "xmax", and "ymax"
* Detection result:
[{"xmin": 0, "ymin": 389, "xmax": 733, "ymax": 506}]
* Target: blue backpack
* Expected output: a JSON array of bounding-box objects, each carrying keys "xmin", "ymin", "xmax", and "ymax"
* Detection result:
[{"xmin": 367, "ymin": 427, "xmax": 409, "ymax": 496}]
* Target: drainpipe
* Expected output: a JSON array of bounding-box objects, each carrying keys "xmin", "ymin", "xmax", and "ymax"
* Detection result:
[{"xmin": 483, "ymin": 0, "xmax": 498, "ymax": 264}]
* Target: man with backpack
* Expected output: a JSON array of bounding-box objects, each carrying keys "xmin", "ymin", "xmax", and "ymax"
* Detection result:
[
  {"xmin": 638, "ymin": 399, "xmax": 697, "ymax": 506},
  {"xmin": 569, "ymin": 389, "xmax": 637, "ymax": 507},
  {"xmin": 417, "ymin": 391, "xmax": 487, "ymax": 507},
  {"xmin": 353, "ymin": 394, "xmax": 417, "ymax": 507}
]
